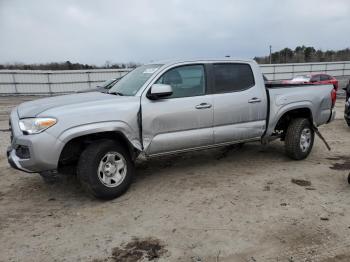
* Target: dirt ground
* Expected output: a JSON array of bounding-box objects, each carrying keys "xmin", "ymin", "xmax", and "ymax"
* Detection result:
[{"xmin": 0, "ymin": 96, "xmax": 350, "ymax": 262}]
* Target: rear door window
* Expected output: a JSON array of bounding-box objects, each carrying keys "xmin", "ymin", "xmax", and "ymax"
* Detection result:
[{"xmin": 213, "ymin": 63, "xmax": 255, "ymax": 93}]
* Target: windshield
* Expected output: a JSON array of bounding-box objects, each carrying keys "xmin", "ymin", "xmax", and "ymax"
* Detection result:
[
  {"xmin": 109, "ymin": 64, "xmax": 163, "ymax": 96},
  {"xmin": 99, "ymin": 78, "xmax": 117, "ymax": 89}
]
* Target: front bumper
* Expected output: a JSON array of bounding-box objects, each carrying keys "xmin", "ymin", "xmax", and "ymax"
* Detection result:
[
  {"xmin": 6, "ymin": 109, "xmax": 64, "ymax": 173},
  {"xmin": 7, "ymin": 146, "xmax": 33, "ymax": 173}
]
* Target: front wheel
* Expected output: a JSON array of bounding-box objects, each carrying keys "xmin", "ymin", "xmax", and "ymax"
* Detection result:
[
  {"xmin": 285, "ymin": 118, "xmax": 314, "ymax": 160},
  {"xmin": 77, "ymin": 140, "xmax": 134, "ymax": 199}
]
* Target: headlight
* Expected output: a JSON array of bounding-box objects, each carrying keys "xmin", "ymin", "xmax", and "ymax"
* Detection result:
[{"xmin": 19, "ymin": 118, "xmax": 57, "ymax": 134}]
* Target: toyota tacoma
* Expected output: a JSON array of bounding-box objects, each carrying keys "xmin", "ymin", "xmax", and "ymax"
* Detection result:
[{"xmin": 7, "ymin": 59, "xmax": 336, "ymax": 199}]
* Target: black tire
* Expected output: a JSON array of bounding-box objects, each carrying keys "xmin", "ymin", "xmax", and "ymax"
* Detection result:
[
  {"xmin": 348, "ymin": 173, "xmax": 350, "ymax": 184},
  {"xmin": 77, "ymin": 140, "xmax": 134, "ymax": 200},
  {"xmin": 285, "ymin": 118, "xmax": 314, "ymax": 160}
]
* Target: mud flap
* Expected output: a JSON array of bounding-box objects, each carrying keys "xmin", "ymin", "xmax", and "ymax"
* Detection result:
[{"xmin": 312, "ymin": 125, "xmax": 331, "ymax": 151}]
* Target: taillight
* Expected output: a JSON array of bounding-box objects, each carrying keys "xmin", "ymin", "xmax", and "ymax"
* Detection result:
[{"xmin": 331, "ymin": 88, "xmax": 337, "ymax": 108}]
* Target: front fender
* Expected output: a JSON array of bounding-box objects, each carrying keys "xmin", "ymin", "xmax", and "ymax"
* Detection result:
[{"xmin": 56, "ymin": 121, "xmax": 142, "ymax": 151}]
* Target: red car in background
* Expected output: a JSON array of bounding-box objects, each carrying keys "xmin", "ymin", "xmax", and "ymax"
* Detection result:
[{"xmin": 283, "ymin": 73, "xmax": 338, "ymax": 90}]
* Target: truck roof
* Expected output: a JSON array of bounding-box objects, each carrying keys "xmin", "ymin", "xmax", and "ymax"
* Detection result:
[{"xmin": 147, "ymin": 58, "xmax": 256, "ymax": 66}]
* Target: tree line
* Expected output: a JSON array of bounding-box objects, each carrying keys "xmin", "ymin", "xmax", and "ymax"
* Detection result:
[
  {"xmin": 1, "ymin": 47, "xmax": 349, "ymax": 70},
  {"xmin": 254, "ymin": 46, "xmax": 350, "ymax": 64},
  {"xmin": 0, "ymin": 60, "xmax": 140, "ymax": 70}
]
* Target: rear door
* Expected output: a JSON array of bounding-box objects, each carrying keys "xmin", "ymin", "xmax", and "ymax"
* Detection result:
[
  {"xmin": 141, "ymin": 64, "xmax": 214, "ymax": 155},
  {"xmin": 211, "ymin": 63, "xmax": 267, "ymax": 144}
]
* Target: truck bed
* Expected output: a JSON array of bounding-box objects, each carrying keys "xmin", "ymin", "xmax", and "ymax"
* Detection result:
[{"xmin": 264, "ymin": 83, "xmax": 335, "ymax": 138}]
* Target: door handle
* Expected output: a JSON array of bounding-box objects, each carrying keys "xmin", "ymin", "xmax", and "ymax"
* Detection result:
[
  {"xmin": 195, "ymin": 103, "xmax": 212, "ymax": 109},
  {"xmin": 248, "ymin": 97, "xmax": 261, "ymax": 103}
]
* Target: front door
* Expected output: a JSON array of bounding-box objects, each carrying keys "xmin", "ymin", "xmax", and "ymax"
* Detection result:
[{"xmin": 141, "ymin": 64, "xmax": 214, "ymax": 155}]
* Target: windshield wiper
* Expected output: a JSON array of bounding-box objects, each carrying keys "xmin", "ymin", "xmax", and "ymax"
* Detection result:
[{"xmin": 108, "ymin": 91, "xmax": 124, "ymax": 96}]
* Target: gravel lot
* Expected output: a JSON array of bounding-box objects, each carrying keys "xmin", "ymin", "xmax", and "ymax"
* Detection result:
[{"xmin": 0, "ymin": 96, "xmax": 349, "ymax": 262}]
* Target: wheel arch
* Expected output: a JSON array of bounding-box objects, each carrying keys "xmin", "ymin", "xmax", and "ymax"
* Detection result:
[
  {"xmin": 274, "ymin": 107, "xmax": 314, "ymax": 134},
  {"xmin": 57, "ymin": 126, "xmax": 141, "ymax": 169}
]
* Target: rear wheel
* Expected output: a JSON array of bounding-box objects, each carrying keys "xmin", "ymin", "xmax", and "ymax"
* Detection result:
[
  {"xmin": 285, "ymin": 118, "xmax": 314, "ymax": 160},
  {"xmin": 77, "ymin": 140, "xmax": 134, "ymax": 199}
]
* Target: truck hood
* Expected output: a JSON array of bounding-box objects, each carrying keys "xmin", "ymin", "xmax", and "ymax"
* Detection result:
[{"xmin": 17, "ymin": 92, "xmax": 131, "ymax": 118}]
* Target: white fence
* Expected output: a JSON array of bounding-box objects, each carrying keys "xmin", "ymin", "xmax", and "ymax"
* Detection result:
[
  {"xmin": 0, "ymin": 69, "xmax": 129, "ymax": 94},
  {"xmin": 261, "ymin": 61, "xmax": 350, "ymax": 81},
  {"xmin": 0, "ymin": 61, "xmax": 349, "ymax": 95}
]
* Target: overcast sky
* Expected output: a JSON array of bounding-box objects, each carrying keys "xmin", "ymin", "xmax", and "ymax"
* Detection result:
[{"xmin": 0, "ymin": 0, "xmax": 349, "ymax": 65}]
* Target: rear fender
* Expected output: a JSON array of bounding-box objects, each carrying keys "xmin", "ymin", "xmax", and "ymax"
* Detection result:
[{"xmin": 266, "ymin": 101, "xmax": 314, "ymax": 137}]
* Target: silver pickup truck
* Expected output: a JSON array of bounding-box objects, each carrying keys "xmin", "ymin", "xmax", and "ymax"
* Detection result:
[{"xmin": 7, "ymin": 59, "xmax": 336, "ymax": 199}]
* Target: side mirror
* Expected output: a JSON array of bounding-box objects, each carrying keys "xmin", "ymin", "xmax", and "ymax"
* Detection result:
[{"xmin": 147, "ymin": 84, "xmax": 173, "ymax": 100}]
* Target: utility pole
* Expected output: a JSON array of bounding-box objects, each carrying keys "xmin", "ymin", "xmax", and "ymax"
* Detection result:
[{"xmin": 269, "ymin": 45, "xmax": 272, "ymax": 64}]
